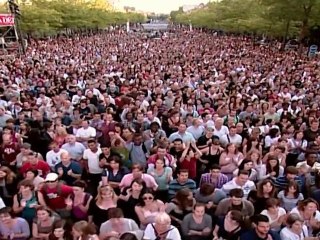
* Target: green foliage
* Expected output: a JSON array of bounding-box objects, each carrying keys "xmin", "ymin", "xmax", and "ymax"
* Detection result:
[
  {"xmin": 171, "ymin": 0, "xmax": 320, "ymax": 38},
  {"xmin": 0, "ymin": 0, "xmax": 146, "ymax": 36}
]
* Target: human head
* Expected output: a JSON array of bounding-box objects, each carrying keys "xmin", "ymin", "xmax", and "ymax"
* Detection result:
[
  {"xmin": 236, "ymin": 170, "xmax": 249, "ymax": 186},
  {"xmin": 177, "ymin": 169, "xmax": 189, "ymax": 184},
  {"xmin": 131, "ymin": 164, "xmax": 143, "ymax": 179},
  {"xmin": 45, "ymin": 173, "xmax": 59, "ymax": 188},
  {"xmin": 229, "ymin": 189, "xmax": 244, "ymax": 206},
  {"xmin": 72, "ymin": 221, "xmax": 96, "ymax": 239},
  {"xmin": 286, "ymin": 213, "xmax": 304, "ymax": 232},
  {"xmin": 251, "ymin": 214, "xmax": 270, "ymax": 236},
  {"xmin": 285, "ymin": 166, "xmax": 298, "ymax": 181},
  {"xmin": 0, "ymin": 207, "xmax": 13, "ymax": 225},
  {"xmin": 154, "ymin": 212, "xmax": 171, "ymax": 234},
  {"xmin": 36, "ymin": 206, "xmax": 52, "ymax": 221}
]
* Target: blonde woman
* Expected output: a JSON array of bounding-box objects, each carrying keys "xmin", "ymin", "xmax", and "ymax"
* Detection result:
[
  {"xmin": 54, "ymin": 126, "xmax": 68, "ymax": 147},
  {"xmin": 88, "ymin": 185, "xmax": 117, "ymax": 228},
  {"xmin": 72, "ymin": 220, "xmax": 99, "ymax": 240}
]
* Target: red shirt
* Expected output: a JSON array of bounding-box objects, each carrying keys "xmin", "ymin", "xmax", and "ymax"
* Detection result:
[
  {"xmin": 20, "ymin": 160, "xmax": 50, "ymax": 177},
  {"xmin": 180, "ymin": 157, "xmax": 197, "ymax": 179},
  {"xmin": 41, "ymin": 184, "xmax": 73, "ymax": 210},
  {"xmin": 0, "ymin": 142, "xmax": 20, "ymax": 163}
]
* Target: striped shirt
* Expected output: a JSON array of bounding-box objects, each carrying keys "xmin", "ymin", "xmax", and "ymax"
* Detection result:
[
  {"xmin": 168, "ymin": 179, "xmax": 196, "ymax": 199},
  {"xmin": 199, "ymin": 173, "xmax": 229, "ymax": 189}
]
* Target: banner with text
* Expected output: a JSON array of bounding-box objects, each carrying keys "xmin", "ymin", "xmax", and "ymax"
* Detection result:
[{"xmin": 0, "ymin": 14, "xmax": 15, "ymax": 27}]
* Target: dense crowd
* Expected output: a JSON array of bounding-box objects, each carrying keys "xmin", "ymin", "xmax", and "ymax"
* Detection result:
[{"xmin": 0, "ymin": 27, "xmax": 319, "ymax": 240}]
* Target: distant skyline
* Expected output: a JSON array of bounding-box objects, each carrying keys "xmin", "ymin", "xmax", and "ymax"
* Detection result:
[{"xmin": 113, "ymin": 0, "xmax": 210, "ymax": 14}]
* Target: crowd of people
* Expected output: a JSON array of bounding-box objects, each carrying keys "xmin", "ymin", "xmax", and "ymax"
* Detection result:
[{"xmin": 0, "ymin": 27, "xmax": 319, "ymax": 240}]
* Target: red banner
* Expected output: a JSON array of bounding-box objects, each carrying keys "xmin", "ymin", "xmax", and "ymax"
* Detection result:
[{"xmin": 0, "ymin": 14, "xmax": 15, "ymax": 27}]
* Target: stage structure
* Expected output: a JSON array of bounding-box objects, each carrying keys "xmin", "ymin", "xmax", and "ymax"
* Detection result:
[{"xmin": 0, "ymin": 0, "xmax": 25, "ymax": 56}]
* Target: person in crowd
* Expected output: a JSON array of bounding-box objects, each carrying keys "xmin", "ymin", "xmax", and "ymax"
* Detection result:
[
  {"xmin": 61, "ymin": 135, "xmax": 86, "ymax": 161},
  {"xmin": 25, "ymin": 169, "xmax": 45, "ymax": 190},
  {"xmin": 143, "ymin": 212, "xmax": 181, "ymax": 240},
  {"xmin": 215, "ymin": 189, "xmax": 254, "ymax": 217},
  {"xmin": 40, "ymin": 173, "xmax": 73, "ymax": 218},
  {"xmin": 0, "ymin": 207, "xmax": 30, "ymax": 240},
  {"xmin": 233, "ymin": 158, "xmax": 258, "ymax": 181},
  {"xmin": 260, "ymin": 198, "xmax": 287, "ymax": 232},
  {"xmin": 290, "ymin": 198, "xmax": 320, "ymax": 235},
  {"xmin": 258, "ymin": 155, "xmax": 285, "ymax": 180},
  {"xmin": 147, "ymin": 157, "xmax": 173, "ymax": 202},
  {"xmin": 199, "ymin": 164, "xmax": 229, "ymax": 189},
  {"xmin": 32, "ymin": 206, "xmax": 60, "ymax": 240},
  {"xmin": 134, "ymin": 189, "xmax": 165, "ymax": 229},
  {"xmin": 194, "ymin": 183, "xmax": 226, "ymax": 213},
  {"xmin": 48, "ymin": 220, "xmax": 71, "ymax": 240},
  {"xmin": 20, "ymin": 151, "xmax": 51, "ymax": 178},
  {"xmin": 66, "ymin": 180, "xmax": 92, "ymax": 222},
  {"xmin": 0, "ymin": 166, "xmax": 18, "ymax": 206},
  {"xmin": 72, "ymin": 220, "xmax": 99, "ymax": 240},
  {"xmin": 55, "ymin": 152, "xmax": 82, "ymax": 185},
  {"xmin": 88, "ymin": 184, "xmax": 117, "ymax": 228},
  {"xmin": 249, "ymin": 179, "xmax": 277, "ymax": 214},
  {"xmin": 119, "ymin": 164, "xmax": 158, "ymax": 191},
  {"xmin": 101, "ymin": 154, "xmax": 129, "ymax": 194},
  {"xmin": 46, "ymin": 141, "xmax": 68, "ymax": 170},
  {"xmin": 280, "ymin": 213, "xmax": 310, "ymax": 240},
  {"xmin": 12, "ymin": 179, "xmax": 46, "ymax": 225},
  {"xmin": 274, "ymin": 166, "xmax": 303, "ymax": 191},
  {"xmin": 168, "ymin": 169, "xmax": 196, "ymax": 200},
  {"xmin": 212, "ymin": 210, "xmax": 247, "ymax": 240},
  {"xmin": 181, "ymin": 203, "xmax": 212, "ymax": 240},
  {"xmin": 239, "ymin": 214, "xmax": 280, "ymax": 240},
  {"xmin": 277, "ymin": 180, "xmax": 304, "ymax": 212},
  {"xmin": 222, "ymin": 170, "xmax": 256, "ymax": 197},
  {"xmin": 99, "ymin": 208, "xmax": 140, "ymax": 239},
  {"xmin": 165, "ymin": 188, "xmax": 195, "ymax": 230}
]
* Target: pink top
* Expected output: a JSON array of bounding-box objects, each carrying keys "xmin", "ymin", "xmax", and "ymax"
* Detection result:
[{"xmin": 119, "ymin": 173, "xmax": 158, "ymax": 191}]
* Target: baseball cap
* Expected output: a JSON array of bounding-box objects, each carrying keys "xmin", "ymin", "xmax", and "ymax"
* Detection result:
[{"xmin": 45, "ymin": 173, "xmax": 58, "ymax": 182}]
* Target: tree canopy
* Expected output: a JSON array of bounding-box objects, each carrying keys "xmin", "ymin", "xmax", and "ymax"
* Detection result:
[
  {"xmin": 171, "ymin": 0, "xmax": 320, "ymax": 39},
  {"xmin": 1, "ymin": 0, "xmax": 146, "ymax": 36}
]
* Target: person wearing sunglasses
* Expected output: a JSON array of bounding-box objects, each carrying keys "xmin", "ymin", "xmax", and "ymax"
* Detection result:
[{"xmin": 134, "ymin": 189, "xmax": 165, "ymax": 230}]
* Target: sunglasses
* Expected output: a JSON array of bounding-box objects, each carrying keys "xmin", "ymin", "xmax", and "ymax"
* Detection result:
[
  {"xmin": 46, "ymin": 181, "xmax": 57, "ymax": 183},
  {"xmin": 143, "ymin": 196, "xmax": 154, "ymax": 200}
]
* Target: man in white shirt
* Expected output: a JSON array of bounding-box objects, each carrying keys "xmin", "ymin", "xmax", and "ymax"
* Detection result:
[
  {"xmin": 213, "ymin": 118, "xmax": 229, "ymax": 139},
  {"xmin": 220, "ymin": 125, "xmax": 242, "ymax": 147},
  {"xmin": 76, "ymin": 120, "xmax": 96, "ymax": 145},
  {"xmin": 46, "ymin": 141, "xmax": 68, "ymax": 170},
  {"xmin": 222, "ymin": 170, "xmax": 256, "ymax": 198},
  {"xmin": 83, "ymin": 139, "xmax": 102, "ymax": 196}
]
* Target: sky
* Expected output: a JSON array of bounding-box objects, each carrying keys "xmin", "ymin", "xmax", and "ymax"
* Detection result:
[{"xmin": 113, "ymin": 0, "xmax": 210, "ymax": 14}]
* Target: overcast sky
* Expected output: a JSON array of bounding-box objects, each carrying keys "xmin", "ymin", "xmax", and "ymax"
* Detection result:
[{"xmin": 114, "ymin": 0, "xmax": 209, "ymax": 14}]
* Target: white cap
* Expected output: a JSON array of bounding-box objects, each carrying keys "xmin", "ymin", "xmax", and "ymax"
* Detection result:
[{"xmin": 45, "ymin": 173, "xmax": 58, "ymax": 182}]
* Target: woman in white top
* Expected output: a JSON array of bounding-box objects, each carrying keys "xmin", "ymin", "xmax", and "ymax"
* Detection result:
[
  {"xmin": 143, "ymin": 212, "xmax": 181, "ymax": 240},
  {"xmin": 290, "ymin": 198, "xmax": 320, "ymax": 236},
  {"xmin": 261, "ymin": 198, "xmax": 286, "ymax": 232},
  {"xmin": 258, "ymin": 156, "xmax": 284, "ymax": 181},
  {"xmin": 280, "ymin": 213, "xmax": 310, "ymax": 240}
]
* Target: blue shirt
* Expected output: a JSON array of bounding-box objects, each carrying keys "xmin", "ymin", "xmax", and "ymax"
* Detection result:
[{"xmin": 55, "ymin": 160, "xmax": 82, "ymax": 185}]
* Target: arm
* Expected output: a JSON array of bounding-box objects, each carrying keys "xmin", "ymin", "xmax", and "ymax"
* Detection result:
[
  {"xmin": 36, "ymin": 191, "xmax": 47, "ymax": 207},
  {"xmin": 181, "ymin": 215, "xmax": 191, "ymax": 237},
  {"xmin": 12, "ymin": 195, "xmax": 23, "ymax": 214},
  {"xmin": 135, "ymin": 206, "xmax": 148, "ymax": 225},
  {"xmin": 14, "ymin": 220, "xmax": 30, "ymax": 239}
]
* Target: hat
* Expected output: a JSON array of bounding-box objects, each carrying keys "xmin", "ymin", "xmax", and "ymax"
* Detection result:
[
  {"xmin": 21, "ymin": 143, "xmax": 31, "ymax": 149},
  {"xmin": 45, "ymin": 173, "xmax": 58, "ymax": 182}
]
